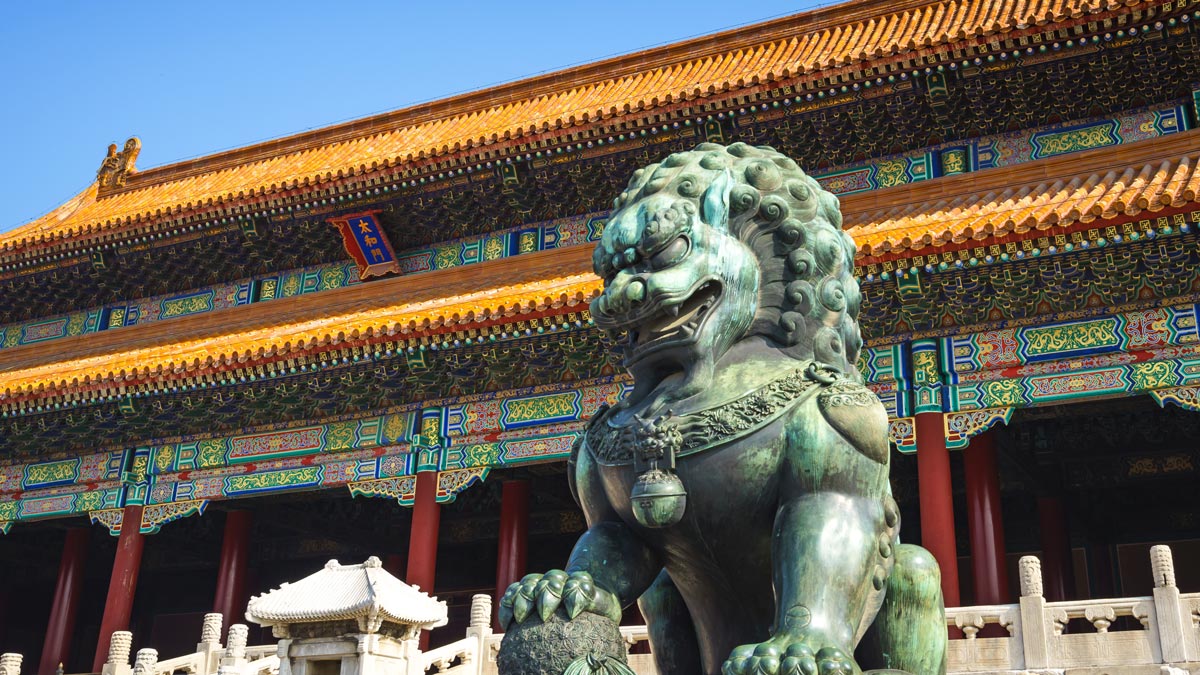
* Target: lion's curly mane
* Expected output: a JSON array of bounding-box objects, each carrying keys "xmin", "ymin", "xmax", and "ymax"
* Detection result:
[{"xmin": 612, "ymin": 142, "xmax": 863, "ymax": 381}]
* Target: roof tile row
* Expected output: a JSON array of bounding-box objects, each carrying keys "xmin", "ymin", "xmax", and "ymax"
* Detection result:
[{"xmin": 843, "ymin": 130, "xmax": 1200, "ymax": 256}]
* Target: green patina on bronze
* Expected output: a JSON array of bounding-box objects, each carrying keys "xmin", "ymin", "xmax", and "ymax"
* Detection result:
[{"xmin": 498, "ymin": 143, "xmax": 947, "ymax": 675}]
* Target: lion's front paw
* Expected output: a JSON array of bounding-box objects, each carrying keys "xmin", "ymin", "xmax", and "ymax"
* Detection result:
[
  {"xmin": 498, "ymin": 569, "xmax": 621, "ymax": 628},
  {"xmin": 722, "ymin": 638, "xmax": 858, "ymax": 675}
]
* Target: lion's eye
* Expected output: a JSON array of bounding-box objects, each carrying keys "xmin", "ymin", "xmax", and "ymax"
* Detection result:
[{"xmin": 649, "ymin": 236, "xmax": 689, "ymax": 270}]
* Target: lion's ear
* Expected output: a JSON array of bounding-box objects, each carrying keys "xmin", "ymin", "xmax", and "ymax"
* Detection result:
[{"xmin": 700, "ymin": 168, "xmax": 734, "ymax": 227}]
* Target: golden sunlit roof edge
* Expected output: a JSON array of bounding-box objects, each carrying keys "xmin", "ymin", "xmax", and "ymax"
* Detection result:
[{"xmin": 2, "ymin": 0, "xmax": 1165, "ymax": 258}]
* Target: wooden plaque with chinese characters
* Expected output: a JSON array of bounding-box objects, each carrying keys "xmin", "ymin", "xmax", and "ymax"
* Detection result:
[{"xmin": 329, "ymin": 212, "xmax": 401, "ymax": 279}]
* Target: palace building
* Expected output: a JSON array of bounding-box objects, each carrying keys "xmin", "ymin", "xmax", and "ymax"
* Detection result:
[{"xmin": 2, "ymin": 0, "xmax": 1200, "ymax": 672}]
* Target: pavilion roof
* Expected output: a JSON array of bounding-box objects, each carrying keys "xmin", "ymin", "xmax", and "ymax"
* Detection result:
[
  {"xmin": 0, "ymin": 131, "xmax": 1196, "ymax": 406},
  {"xmin": 1, "ymin": 0, "xmax": 1163, "ymax": 259},
  {"xmin": 246, "ymin": 557, "xmax": 448, "ymax": 629}
]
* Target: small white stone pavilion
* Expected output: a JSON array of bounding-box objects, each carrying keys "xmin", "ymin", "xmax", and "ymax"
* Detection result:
[{"xmin": 246, "ymin": 557, "xmax": 447, "ymax": 675}]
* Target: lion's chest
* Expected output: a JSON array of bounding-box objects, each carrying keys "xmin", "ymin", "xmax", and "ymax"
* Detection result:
[{"xmin": 589, "ymin": 417, "xmax": 788, "ymax": 555}]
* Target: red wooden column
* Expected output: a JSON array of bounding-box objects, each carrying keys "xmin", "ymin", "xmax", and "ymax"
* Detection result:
[
  {"xmin": 964, "ymin": 430, "xmax": 1010, "ymax": 605},
  {"xmin": 93, "ymin": 505, "xmax": 146, "ymax": 672},
  {"xmin": 1037, "ymin": 496, "xmax": 1075, "ymax": 601},
  {"xmin": 407, "ymin": 471, "xmax": 441, "ymax": 649},
  {"xmin": 213, "ymin": 510, "xmax": 253, "ymax": 625},
  {"xmin": 915, "ymin": 412, "xmax": 961, "ymax": 607},
  {"xmin": 494, "ymin": 479, "xmax": 530, "ymax": 625},
  {"xmin": 39, "ymin": 528, "xmax": 90, "ymax": 675}
]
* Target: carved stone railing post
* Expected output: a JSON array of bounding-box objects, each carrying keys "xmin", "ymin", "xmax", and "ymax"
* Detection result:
[
  {"xmin": 467, "ymin": 594, "xmax": 492, "ymax": 639},
  {"xmin": 464, "ymin": 594, "xmax": 493, "ymax": 675},
  {"xmin": 1018, "ymin": 555, "xmax": 1048, "ymax": 669},
  {"xmin": 198, "ymin": 612, "xmax": 224, "ymax": 674},
  {"xmin": 227, "ymin": 624, "xmax": 248, "ymax": 661},
  {"xmin": 217, "ymin": 625, "xmax": 249, "ymax": 675},
  {"xmin": 200, "ymin": 613, "xmax": 223, "ymax": 646},
  {"xmin": 101, "ymin": 631, "xmax": 133, "ymax": 675},
  {"xmin": 1151, "ymin": 545, "xmax": 1192, "ymax": 663},
  {"xmin": 220, "ymin": 623, "xmax": 249, "ymax": 674},
  {"xmin": 131, "ymin": 649, "xmax": 157, "ymax": 675},
  {"xmin": 0, "ymin": 652, "xmax": 23, "ymax": 675}
]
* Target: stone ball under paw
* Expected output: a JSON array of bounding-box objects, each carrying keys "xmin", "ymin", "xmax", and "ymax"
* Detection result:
[{"xmin": 497, "ymin": 611, "xmax": 628, "ymax": 675}]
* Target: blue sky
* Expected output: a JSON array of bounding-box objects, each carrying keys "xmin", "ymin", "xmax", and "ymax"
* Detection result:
[{"xmin": 0, "ymin": 1, "xmax": 828, "ymax": 232}]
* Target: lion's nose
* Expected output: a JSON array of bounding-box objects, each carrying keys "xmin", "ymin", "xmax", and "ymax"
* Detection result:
[{"xmin": 625, "ymin": 279, "xmax": 646, "ymax": 304}]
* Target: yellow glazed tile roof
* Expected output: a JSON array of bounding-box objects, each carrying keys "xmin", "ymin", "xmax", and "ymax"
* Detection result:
[
  {"xmin": 0, "ymin": 246, "xmax": 600, "ymax": 402},
  {"xmin": 2, "ymin": 0, "xmax": 1160, "ymax": 256},
  {"xmin": 842, "ymin": 130, "xmax": 1200, "ymax": 257}
]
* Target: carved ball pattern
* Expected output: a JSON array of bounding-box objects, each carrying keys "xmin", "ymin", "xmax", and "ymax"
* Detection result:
[{"xmin": 497, "ymin": 611, "xmax": 629, "ymax": 675}]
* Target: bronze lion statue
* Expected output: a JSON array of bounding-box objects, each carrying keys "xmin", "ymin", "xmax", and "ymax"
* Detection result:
[{"xmin": 499, "ymin": 143, "xmax": 947, "ymax": 675}]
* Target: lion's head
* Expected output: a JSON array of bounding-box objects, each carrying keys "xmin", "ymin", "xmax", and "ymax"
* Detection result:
[{"xmin": 590, "ymin": 143, "xmax": 862, "ymax": 402}]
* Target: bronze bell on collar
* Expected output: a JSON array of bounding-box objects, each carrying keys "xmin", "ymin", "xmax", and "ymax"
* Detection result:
[
  {"xmin": 629, "ymin": 413, "xmax": 687, "ymax": 529},
  {"xmin": 631, "ymin": 468, "xmax": 687, "ymax": 528}
]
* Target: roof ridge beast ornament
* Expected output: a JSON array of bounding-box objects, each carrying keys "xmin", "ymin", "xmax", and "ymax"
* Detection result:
[{"xmin": 498, "ymin": 143, "xmax": 947, "ymax": 675}]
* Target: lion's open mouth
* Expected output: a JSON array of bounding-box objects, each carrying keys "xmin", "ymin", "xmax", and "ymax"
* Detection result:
[{"xmin": 627, "ymin": 281, "xmax": 720, "ymax": 353}]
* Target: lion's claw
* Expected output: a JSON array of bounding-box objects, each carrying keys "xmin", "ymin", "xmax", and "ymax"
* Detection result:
[
  {"xmin": 534, "ymin": 570, "xmax": 567, "ymax": 622},
  {"xmin": 723, "ymin": 638, "xmax": 856, "ymax": 675},
  {"xmin": 497, "ymin": 569, "xmax": 619, "ymax": 628},
  {"xmin": 814, "ymin": 647, "xmax": 854, "ymax": 675}
]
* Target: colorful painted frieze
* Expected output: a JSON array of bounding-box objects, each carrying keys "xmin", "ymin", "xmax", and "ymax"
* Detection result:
[
  {"xmin": 860, "ymin": 344, "xmax": 910, "ymax": 417},
  {"xmin": 814, "ymin": 102, "xmax": 1189, "ymax": 196},
  {"xmin": 1, "ymin": 449, "xmax": 127, "ymax": 495},
  {"xmin": 943, "ymin": 304, "xmax": 1200, "ymax": 379},
  {"xmin": 946, "ymin": 356, "xmax": 1200, "ymax": 411},
  {"xmin": 346, "ymin": 466, "xmax": 489, "ymax": 506}
]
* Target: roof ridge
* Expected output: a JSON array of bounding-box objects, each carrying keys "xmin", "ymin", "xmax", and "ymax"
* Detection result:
[{"xmin": 113, "ymin": 0, "xmax": 940, "ymax": 191}]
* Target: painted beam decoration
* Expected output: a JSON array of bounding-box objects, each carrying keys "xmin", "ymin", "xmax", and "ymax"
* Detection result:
[{"xmin": 330, "ymin": 211, "xmax": 401, "ymax": 279}]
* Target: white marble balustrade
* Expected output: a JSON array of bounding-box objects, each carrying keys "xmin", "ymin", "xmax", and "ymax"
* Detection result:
[{"xmin": 5, "ymin": 546, "xmax": 1196, "ymax": 675}]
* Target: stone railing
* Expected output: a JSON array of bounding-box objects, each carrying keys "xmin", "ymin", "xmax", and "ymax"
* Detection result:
[
  {"xmin": 5, "ymin": 545, "xmax": 1196, "ymax": 675},
  {"xmin": 945, "ymin": 545, "xmax": 1200, "ymax": 674},
  {"xmin": 92, "ymin": 614, "xmax": 279, "ymax": 675}
]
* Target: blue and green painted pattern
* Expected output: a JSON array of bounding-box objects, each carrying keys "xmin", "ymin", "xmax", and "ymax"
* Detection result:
[
  {"xmin": 859, "ymin": 344, "xmax": 911, "ymax": 417},
  {"xmin": 0, "ymin": 486, "xmax": 123, "ymax": 523},
  {"xmin": 815, "ymin": 154, "xmax": 934, "ymax": 195},
  {"xmin": 0, "ymin": 377, "xmax": 626, "ymax": 531},
  {"xmin": 0, "ymin": 311, "xmax": 99, "ymax": 347},
  {"xmin": 146, "ymin": 411, "xmax": 420, "ymax": 475},
  {"xmin": 813, "ymin": 102, "xmax": 1189, "ymax": 196},
  {"xmin": 6, "ymin": 294, "xmax": 1200, "ymax": 532},
  {"xmin": 1, "ymin": 449, "xmax": 127, "ymax": 495},
  {"xmin": 942, "ymin": 304, "xmax": 1200, "ymax": 378},
  {"xmin": 947, "ymin": 358, "xmax": 1200, "ymax": 411},
  {"xmin": 7, "ymin": 334, "xmax": 1200, "ymax": 531},
  {"xmin": 397, "ymin": 212, "xmax": 607, "ymax": 275}
]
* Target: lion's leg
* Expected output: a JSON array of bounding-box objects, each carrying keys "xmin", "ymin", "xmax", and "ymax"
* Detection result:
[
  {"xmin": 855, "ymin": 544, "xmax": 947, "ymax": 675},
  {"xmin": 638, "ymin": 569, "xmax": 703, "ymax": 675},
  {"xmin": 724, "ymin": 492, "xmax": 890, "ymax": 675}
]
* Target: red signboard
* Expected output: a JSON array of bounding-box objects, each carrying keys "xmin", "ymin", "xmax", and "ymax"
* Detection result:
[{"xmin": 329, "ymin": 211, "xmax": 401, "ymax": 279}]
